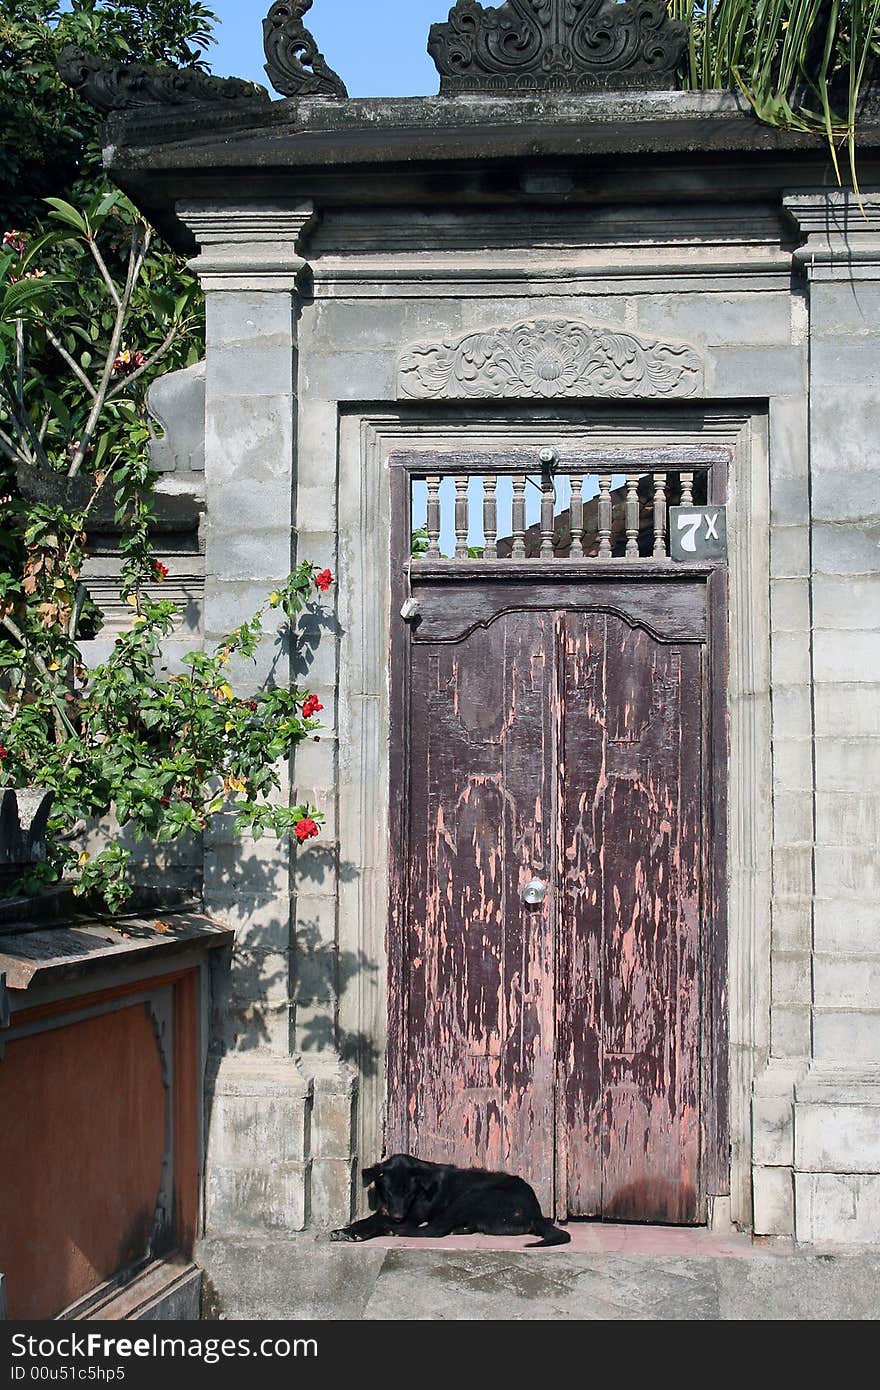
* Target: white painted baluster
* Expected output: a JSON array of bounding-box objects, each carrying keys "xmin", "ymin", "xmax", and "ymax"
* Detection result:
[
  {"xmin": 454, "ymin": 475, "xmax": 469, "ymax": 559},
  {"xmin": 426, "ymin": 475, "xmax": 441, "ymax": 558},
  {"xmin": 570, "ymin": 476, "xmax": 584, "ymax": 560},
  {"xmin": 625, "ymin": 475, "xmax": 640, "ymax": 559},
  {"xmin": 540, "ymin": 471, "xmax": 555, "ymax": 560},
  {"xmin": 511, "ymin": 476, "xmax": 527, "ymax": 559},
  {"xmin": 653, "ymin": 472, "xmax": 668, "ymax": 559},
  {"xmin": 680, "ymin": 471, "xmax": 695, "ymax": 508},
  {"xmin": 598, "ymin": 474, "xmax": 613, "ymax": 559},
  {"xmin": 483, "ymin": 476, "xmax": 498, "ymax": 559}
]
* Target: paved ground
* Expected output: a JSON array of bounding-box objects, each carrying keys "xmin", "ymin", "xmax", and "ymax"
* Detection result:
[{"xmin": 198, "ymin": 1226, "xmax": 880, "ymax": 1320}]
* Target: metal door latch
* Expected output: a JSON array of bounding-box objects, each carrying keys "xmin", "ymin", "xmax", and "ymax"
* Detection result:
[{"xmin": 522, "ymin": 878, "xmax": 547, "ymax": 906}]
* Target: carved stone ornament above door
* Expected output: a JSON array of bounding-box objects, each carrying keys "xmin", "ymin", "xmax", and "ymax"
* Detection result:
[
  {"xmin": 398, "ymin": 318, "xmax": 704, "ymax": 400},
  {"xmin": 428, "ymin": 0, "xmax": 688, "ymax": 95}
]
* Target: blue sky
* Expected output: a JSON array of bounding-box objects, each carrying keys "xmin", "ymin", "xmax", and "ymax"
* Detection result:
[{"xmin": 209, "ymin": 1, "xmax": 444, "ymax": 96}]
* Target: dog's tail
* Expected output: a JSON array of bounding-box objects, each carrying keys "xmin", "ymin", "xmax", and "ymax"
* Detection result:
[{"xmin": 527, "ymin": 1218, "xmax": 571, "ymax": 1248}]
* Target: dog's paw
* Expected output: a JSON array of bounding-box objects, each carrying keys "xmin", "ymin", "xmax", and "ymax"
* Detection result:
[{"xmin": 329, "ymin": 1227, "xmax": 357, "ymax": 1242}]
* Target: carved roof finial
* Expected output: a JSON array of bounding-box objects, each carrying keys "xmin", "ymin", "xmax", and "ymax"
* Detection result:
[
  {"xmin": 58, "ymin": 45, "xmax": 269, "ymax": 111},
  {"xmin": 263, "ymin": 1, "xmax": 348, "ymax": 98},
  {"xmin": 429, "ymin": 0, "xmax": 688, "ymax": 96}
]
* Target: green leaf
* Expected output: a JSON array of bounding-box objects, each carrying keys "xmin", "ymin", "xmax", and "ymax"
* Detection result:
[{"xmin": 43, "ymin": 197, "xmax": 90, "ymax": 236}]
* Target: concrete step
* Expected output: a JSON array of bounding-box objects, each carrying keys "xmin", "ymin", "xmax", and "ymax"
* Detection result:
[{"xmin": 198, "ymin": 1234, "xmax": 880, "ymax": 1321}]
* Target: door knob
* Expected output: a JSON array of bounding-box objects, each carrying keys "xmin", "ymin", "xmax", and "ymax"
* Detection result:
[{"xmin": 522, "ymin": 878, "xmax": 547, "ymax": 907}]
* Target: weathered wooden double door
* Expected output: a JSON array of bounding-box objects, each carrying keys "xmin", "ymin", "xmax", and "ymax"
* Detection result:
[{"xmin": 388, "ymin": 568, "xmax": 725, "ymax": 1225}]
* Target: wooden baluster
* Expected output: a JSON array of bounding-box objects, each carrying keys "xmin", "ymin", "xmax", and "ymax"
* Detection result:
[
  {"xmin": 680, "ymin": 471, "xmax": 695, "ymax": 508},
  {"xmin": 570, "ymin": 476, "xmax": 584, "ymax": 559},
  {"xmin": 483, "ymin": 476, "xmax": 498, "ymax": 559},
  {"xmin": 426, "ymin": 476, "xmax": 441, "ymax": 558},
  {"xmin": 653, "ymin": 472, "xmax": 668, "ymax": 559},
  {"xmin": 454, "ymin": 475, "xmax": 469, "ymax": 559},
  {"xmin": 540, "ymin": 470, "xmax": 555, "ymax": 560},
  {"xmin": 598, "ymin": 474, "xmax": 613, "ymax": 559},
  {"xmin": 512, "ymin": 476, "xmax": 527, "ymax": 559},
  {"xmin": 625, "ymin": 475, "xmax": 640, "ymax": 559}
]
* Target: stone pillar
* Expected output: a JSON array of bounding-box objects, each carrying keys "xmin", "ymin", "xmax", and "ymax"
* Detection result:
[
  {"xmin": 179, "ymin": 201, "xmax": 353, "ymax": 1234},
  {"xmin": 784, "ymin": 192, "xmax": 880, "ymax": 1245}
]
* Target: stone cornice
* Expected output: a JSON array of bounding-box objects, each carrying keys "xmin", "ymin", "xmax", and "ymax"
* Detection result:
[
  {"xmin": 178, "ymin": 201, "xmax": 318, "ymax": 291},
  {"xmin": 785, "ymin": 190, "xmax": 880, "ymax": 280}
]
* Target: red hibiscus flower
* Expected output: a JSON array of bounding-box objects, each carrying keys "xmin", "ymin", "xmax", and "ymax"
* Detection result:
[
  {"xmin": 0, "ymin": 745, "xmax": 8, "ymax": 760},
  {"xmin": 294, "ymin": 818, "xmax": 320, "ymax": 843},
  {"xmin": 302, "ymin": 694, "xmax": 323, "ymax": 719},
  {"xmin": 314, "ymin": 569, "xmax": 333, "ymax": 592},
  {"xmin": 153, "ymin": 561, "xmax": 169, "ymax": 582}
]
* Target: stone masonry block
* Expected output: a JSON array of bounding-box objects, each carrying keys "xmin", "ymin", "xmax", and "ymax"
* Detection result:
[
  {"xmin": 815, "ymin": 791, "xmax": 880, "ymax": 846},
  {"xmin": 771, "ymin": 896, "xmax": 812, "ymax": 953},
  {"xmin": 206, "ymin": 292, "xmax": 294, "ymax": 346},
  {"xmin": 812, "ymin": 522, "xmax": 880, "ymax": 577},
  {"xmin": 814, "ymin": 896, "xmax": 880, "ymax": 954},
  {"xmin": 811, "ymin": 683, "xmax": 878, "ymax": 739},
  {"xmin": 205, "ymin": 1162, "xmax": 309, "ymax": 1236},
  {"xmin": 753, "ymin": 1166, "xmax": 794, "ymax": 1236},
  {"xmin": 204, "ymin": 842, "xmax": 291, "ymax": 900},
  {"xmin": 795, "ymin": 1172, "xmax": 880, "ymax": 1247},
  {"xmin": 772, "ymin": 738, "xmax": 813, "ymax": 793},
  {"xmin": 810, "ymin": 340, "xmax": 880, "ymax": 388},
  {"xmin": 771, "ymin": 632, "xmax": 811, "ymax": 689},
  {"xmin": 812, "ymin": 576, "xmax": 880, "ymax": 632},
  {"xmin": 813, "ymin": 632, "xmax": 880, "ymax": 685},
  {"xmin": 795, "ymin": 1102, "xmax": 880, "ymax": 1172},
  {"xmin": 772, "ymin": 952, "xmax": 811, "ymax": 1008},
  {"xmin": 302, "ymin": 351, "xmax": 396, "ymax": 401},
  {"xmin": 771, "ymin": 1005, "xmax": 812, "ymax": 1058},
  {"xmin": 210, "ymin": 343, "xmax": 295, "ymax": 400},
  {"xmin": 708, "ymin": 346, "xmax": 806, "ymax": 396},
  {"xmin": 770, "ymin": 525, "xmax": 810, "ymax": 580},
  {"xmin": 772, "ymin": 845, "xmax": 813, "ymax": 898},
  {"xmin": 815, "ymin": 738, "xmax": 880, "ymax": 792},
  {"xmin": 815, "ymin": 846, "xmax": 880, "ymax": 898},
  {"xmin": 204, "ymin": 892, "xmax": 293, "ymax": 953},
  {"xmin": 773, "ymin": 792, "xmax": 813, "ymax": 846},
  {"xmin": 809, "ymin": 389, "xmax": 880, "ymax": 475},
  {"xmin": 227, "ymin": 948, "xmax": 292, "ymax": 1008},
  {"xmin": 309, "ymin": 1159, "xmax": 356, "ymax": 1229},
  {"xmin": 811, "ymin": 468, "xmax": 880, "ymax": 524},
  {"xmin": 770, "ymin": 579, "xmax": 810, "ymax": 633},
  {"xmin": 209, "ymin": 1090, "xmax": 309, "ymax": 1167},
  {"xmin": 753, "ymin": 1092, "xmax": 794, "ymax": 1167},
  {"xmin": 810, "ymin": 280, "xmax": 880, "ymax": 334},
  {"xmin": 813, "ymin": 1010, "xmax": 880, "ymax": 1067},
  {"xmin": 638, "ymin": 291, "xmax": 793, "ymax": 347},
  {"xmin": 311, "ymin": 1079, "xmax": 356, "ymax": 1161}
]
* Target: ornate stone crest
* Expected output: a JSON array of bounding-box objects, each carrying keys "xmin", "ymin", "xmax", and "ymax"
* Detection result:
[
  {"xmin": 263, "ymin": 1, "xmax": 348, "ymax": 98},
  {"xmin": 58, "ymin": 45, "xmax": 269, "ymax": 111},
  {"xmin": 428, "ymin": 0, "xmax": 688, "ymax": 95},
  {"xmin": 398, "ymin": 319, "xmax": 704, "ymax": 400}
]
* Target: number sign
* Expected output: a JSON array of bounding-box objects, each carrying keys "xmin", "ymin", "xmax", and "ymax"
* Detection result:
[{"xmin": 669, "ymin": 507, "xmax": 727, "ymax": 563}]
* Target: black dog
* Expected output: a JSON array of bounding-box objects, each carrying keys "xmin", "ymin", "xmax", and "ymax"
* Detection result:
[{"xmin": 330, "ymin": 1154, "xmax": 570, "ymax": 1247}]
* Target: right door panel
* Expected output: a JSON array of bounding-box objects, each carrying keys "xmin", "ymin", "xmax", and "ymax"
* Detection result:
[{"xmin": 561, "ymin": 612, "xmax": 704, "ymax": 1223}]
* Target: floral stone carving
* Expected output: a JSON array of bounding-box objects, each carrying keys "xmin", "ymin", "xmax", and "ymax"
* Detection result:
[
  {"xmin": 428, "ymin": 0, "xmax": 688, "ymax": 95},
  {"xmin": 398, "ymin": 318, "xmax": 704, "ymax": 400}
]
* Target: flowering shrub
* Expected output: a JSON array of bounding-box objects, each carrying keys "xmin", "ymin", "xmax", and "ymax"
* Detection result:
[{"xmin": 0, "ymin": 193, "xmax": 333, "ymax": 910}]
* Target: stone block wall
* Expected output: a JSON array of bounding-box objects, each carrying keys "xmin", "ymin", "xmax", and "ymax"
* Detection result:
[{"xmin": 166, "ymin": 185, "xmax": 880, "ymax": 1247}]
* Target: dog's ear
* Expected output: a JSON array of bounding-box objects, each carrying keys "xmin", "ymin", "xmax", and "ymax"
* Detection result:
[{"xmin": 362, "ymin": 1165, "xmax": 380, "ymax": 1187}]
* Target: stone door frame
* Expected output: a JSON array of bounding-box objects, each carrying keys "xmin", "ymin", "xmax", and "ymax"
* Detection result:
[{"xmin": 334, "ymin": 403, "xmax": 771, "ymax": 1229}]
